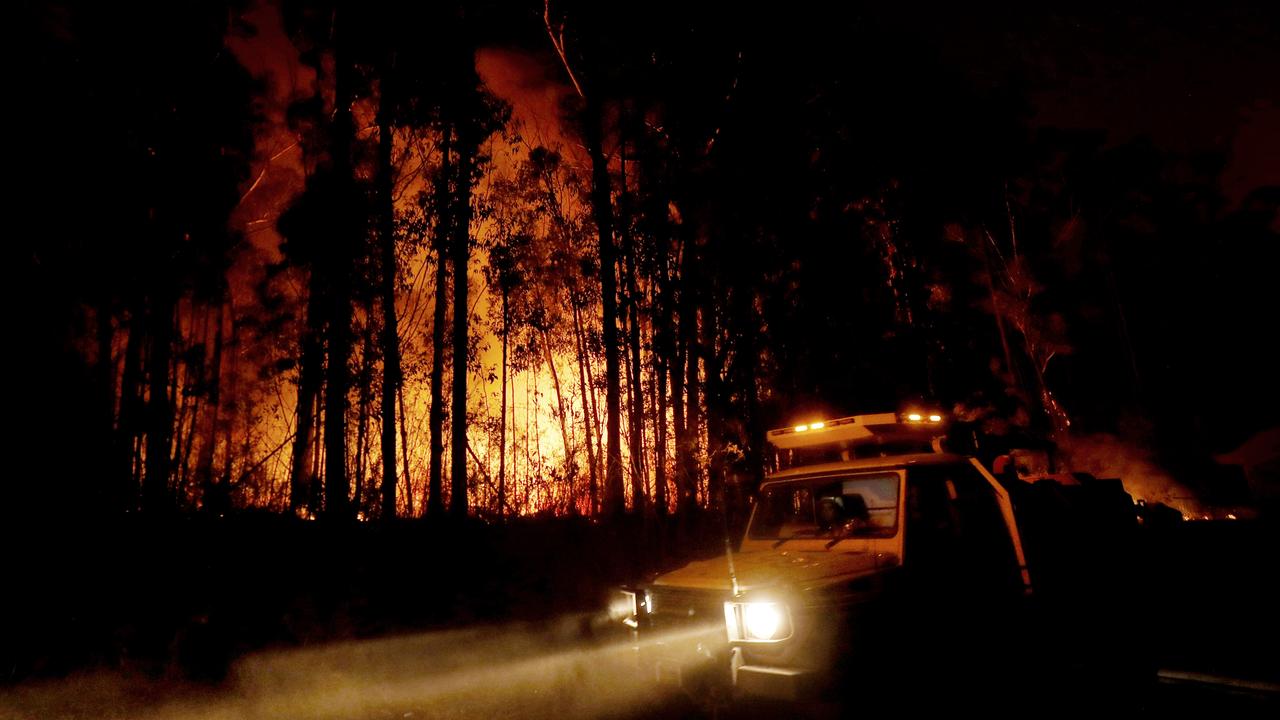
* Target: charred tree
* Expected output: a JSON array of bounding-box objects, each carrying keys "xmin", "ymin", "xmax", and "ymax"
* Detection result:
[
  {"xmin": 446, "ymin": 39, "xmax": 490, "ymax": 521},
  {"xmin": 95, "ymin": 301, "xmax": 121, "ymax": 509},
  {"xmin": 572, "ymin": 302, "xmax": 600, "ymax": 514},
  {"xmin": 142, "ymin": 290, "xmax": 174, "ymax": 512},
  {"xmin": 498, "ymin": 284, "xmax": 509, "ymax": 520},
  {"xmin": 287, "ymin": 279, "xmax": 325, "ymax": 515},
  {"xmin": 619, "ymin": 129, "xmax": 646, "ymax": 515},
  {"xmin": 702, "ymin": 281, "xmax": 725, "ymax": 510},
  {"xmin": 353, "ymin": 303, "xmax": 375, "ymax": 514},
  {"xmin": 117, "ymin": 304, "xmax": 146, "ymax": 510},
  {"xmin": 652, "ymin": 273, "xmax": 670, "ymax": 516},
  {"xmin": 397, "ymin": 384, "xmax": 414, "ymax": 516},
  {"xmin": 582, "ymin": 93, "xmax": 625, "ymax": 518},
  {"xmin": 678, "ymin": 229, "xmax": 700, "ymax": 515},
  {"xmin": 450, "ymin": 107, "xmax": 475, "ymax": 518},
  {"xmin": 445, "ymin": 29, "xmax": 509, "ymax": 518},
  {"xmin": 195, "ymin": 300, "xmax": 225, "ymax": 498},
  {"xmin": 654, "ymin": 218, "xmax": 679, "ymax": 517},
  {"xmin": 670, "ymin": 295, "xmax": 688, "ymax": 514},
  {"xmin": 322, "ymin": 19, "xmax": 355, "ymax": 521},
  {"xmin": 377, "ymin": 56, "xmax": 401, "ymax": 521},
  {"xmin": 428, "ymin": 125, "xmax": 453, "ymax": 518}
]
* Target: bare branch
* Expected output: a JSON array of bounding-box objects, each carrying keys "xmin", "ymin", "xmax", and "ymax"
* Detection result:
[
  {"xmin": 237, "ymin": 140, "xmax": 300, "ymax": 206},
  {"xmin": 544, "ymin": 0, "xmax": 586, "ymax": 99}
]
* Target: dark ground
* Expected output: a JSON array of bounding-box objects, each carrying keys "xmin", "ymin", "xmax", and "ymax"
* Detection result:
[{"xmin": 2, "ymin": 513, "xmax": 1276, "ymax": 718}]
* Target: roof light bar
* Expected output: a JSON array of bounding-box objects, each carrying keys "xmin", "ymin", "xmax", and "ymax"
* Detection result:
[{"xmin": 767, "ymin": 411, "xmax": 949, "ymax": 450}]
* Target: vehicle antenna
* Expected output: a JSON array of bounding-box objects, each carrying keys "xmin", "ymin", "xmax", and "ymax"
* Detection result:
[{"xmin": 720, "ymin": 484, "xmax": 741, "ymax": 597}]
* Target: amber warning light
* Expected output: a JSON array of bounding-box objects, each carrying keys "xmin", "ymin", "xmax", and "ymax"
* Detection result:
[{"xmin": 767, "ymin": 411, "xmax": 950, "ymax": 450}]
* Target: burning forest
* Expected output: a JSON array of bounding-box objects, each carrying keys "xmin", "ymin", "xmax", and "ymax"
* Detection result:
[{"xmin": 8, "ymin": 0, "xmax": 1279, "ymax": 717}]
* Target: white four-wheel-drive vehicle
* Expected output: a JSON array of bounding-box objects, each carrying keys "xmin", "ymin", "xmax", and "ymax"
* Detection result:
[{"xmin": 615, "ymin": 412, "xmax": 1151, "ymax": 712}]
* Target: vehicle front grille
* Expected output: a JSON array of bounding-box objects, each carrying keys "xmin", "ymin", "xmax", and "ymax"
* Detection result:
[{"xmin": 644, "ymin": 586, "xmax": 728, "ymax": 629}]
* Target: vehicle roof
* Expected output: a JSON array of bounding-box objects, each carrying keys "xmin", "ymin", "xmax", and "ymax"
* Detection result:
[{"xmin": 762, "ymin": 452, "xmax": 970, "ymax": 488}]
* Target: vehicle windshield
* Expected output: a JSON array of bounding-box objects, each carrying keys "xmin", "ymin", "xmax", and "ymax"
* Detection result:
[{"xmin": 749, "ymin": 472, "xmax": 900, "ymax": 540}]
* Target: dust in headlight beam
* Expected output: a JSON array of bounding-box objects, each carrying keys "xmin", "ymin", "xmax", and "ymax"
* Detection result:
[{"xmin": 1, "ymin": 615, "xmax": 724, "ymax": 720}]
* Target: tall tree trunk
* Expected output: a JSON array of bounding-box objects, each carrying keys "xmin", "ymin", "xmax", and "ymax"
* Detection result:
[
  {"xmin": 652, "ymin": 275, "xmax": 670, "ymax": 517},
  {"xmin": 670, "ymin": 315, "xmax": 687, "ymax": 514},
  {"xmin": 449, "ymin": 115, "xmax": 474, "ymax": 519},
  {"xmin": 221, "ymin": 315, "xmax": 240, "ymax": 490},
  {"xmin": 323, "ymin": 12, "xmax": 355, "ymax": 521},
  {"xmin": 175, "ymin": 304, "xmax": 207, "ymax": 503},
  {"xmin": 323, "ymin": 257, "xmax": 350, "ymax": 520},
  {"xmin": 308, "ymin": 395, "xmax": 322, "ymax": 510},
  {"xmin": 587, "ymin": 339, "xmax": 604, "ymax": 497},
  {"xmin": 289, "ymin": 278, "xmax": 324, "ymax": 514},
  {"xmin": 584, "ymin": 94, "xmax": 623, "ymax": 518},
  {"xmin": 397, "ymin": 383, "xmax": 414, "ymax": 516},
  {"xmin": 572, "ymin": 301, "xmax": 600, "ymax": 515},
  {"xmin": 651, "ymin": 349, "xmax": 667, "ymax": 516},
  {"xmin": 979, "ymin": 231, "xmax": 1018, "ymax": 390},
  {"xmin": 96, "ymin": 302, "xmax": 119, "ymax": 508},
  {"xmin": 428, "ymin": 125, "xmax": 452, "ymax": 518},
  {"xmin": 196, "ymin": 300, "xmax": 224, "ymax": 496},
  {"xmin": 702, "ymin": 299, "xmax": 724, "ymax": 509},
  {"xmin": 619, "ymin": 124, "xmax": 646, "ymax": 514},
  {"xmin": 513, "ymin": 370, "xmax": 522, "ymax": 509},
  {"xmin": 685, "ymin": 321, "xmax": 700, "ymax": 509},
  {"xmin": 524, "ymin": 373, "xmax": 533, "ymax": 509},
  {"xmin": 677, "ymin": 233, "xmax": 700, "ymax": 514},
  {"xmin": 619, "ymin": 234, "xmax": 645, "ymax": 509},
  {"xmin": 170, "ymin": 307, "xmax": 191, "ymax": 497},
  {"xmin": 118, "ymin": 301, "xmax": 146, "ymax": 510},
  {"xmin": 734, "ymin": 283, "xmax": 763, "ymax": 500},
  {"xmin": 377, "ymin": 72, "xmax": 401, "ymax": 521},
  {"xmin": 143, "ymin": 292, "xmax": 174, "ymax": 512},
  {"xmin": 624, "ymin": 264, "xmax": 646, "ymax": 512},
  {"xmin": 540, "ymin": 327, "xmax": 575, "ymax": 485},
  {"xmin": 621, "ymin": 313, "xmax": 638, "ymax": 505},
  {"xmin": 498, "ymin": 288, "xmax": 509, "ymax": 520},
  {"xmin": 353, "ymin": 309, "xmax": 374, "ymax": 515}
]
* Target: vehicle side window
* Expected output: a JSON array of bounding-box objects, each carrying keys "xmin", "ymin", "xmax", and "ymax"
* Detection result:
[
  {"xmin": 906, "ymin": 464, "xmax": 1021, "ymax": 591},
  {"xmin": 905, "ymin": 472, "xmax": 961, "ymax": 571},
  {"xmin": 950, "ymin": 466, "xmax": 1020, "ymax": 585}
]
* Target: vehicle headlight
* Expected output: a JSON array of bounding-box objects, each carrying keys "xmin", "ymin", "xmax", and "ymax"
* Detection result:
[
  {"xmin": 611, "ymin": 588, "xmax": 637, "ymax": 625},
  {"xmin": 610, "ymin": 588, "xmax": 654, "ymax": 629},
  {"xmin": 724, "ymin": 601, "xmax": 792, "ymax": 642},
  {"xmin": 744, "ymin": 603, "xmax": 783, "ymax": 639}
]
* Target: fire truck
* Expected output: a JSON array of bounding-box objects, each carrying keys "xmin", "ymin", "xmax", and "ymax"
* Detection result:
[{"xmin": 613, "ymin": 412, "xmax": 1151, "ymax": 711}]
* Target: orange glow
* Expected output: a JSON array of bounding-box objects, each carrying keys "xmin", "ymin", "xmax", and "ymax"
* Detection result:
[
  {"xmin": 182, "ymin": 29, "xmax": 678, "ymax": 518},
  {"xmin": 113, "ymin": 13, "xmax": 700, "ymax": 519}
]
